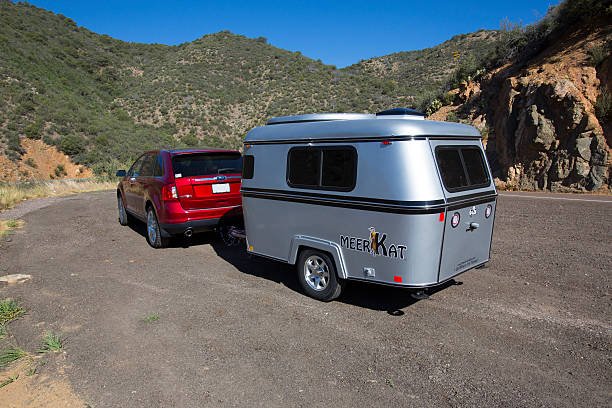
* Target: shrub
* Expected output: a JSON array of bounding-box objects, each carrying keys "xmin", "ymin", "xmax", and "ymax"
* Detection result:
[
  {"xmin": 441, "ymin": 91, "xmax": 455, "ymax": 106},
  {"xmin": 54, "ymin": 164, "xmax": 67, "ymax": 177},
  {"xmin": 182, "ymin": 133, "xmax": 199, "ymax": 147},
  {"xmin": 425, "ymin": 98, "xmax": 443, "ymax": 116},
  {"xmin": 24, "ymin": 120, "xmax": 43, "ymax": 138},
  {"xmin": 595, "ymin": 88, "xmax": 611, "ymax": 121},
  {"xmin": 587, "ymin": 45, "xmax": 608, "ymax": 67},
  {"xmin": 446, "ymin": 111, "xmax": 459, "ymax": 122},
  {"xmin": 59, "ymin": 134, "xmax": 86, "ymax": 156}
]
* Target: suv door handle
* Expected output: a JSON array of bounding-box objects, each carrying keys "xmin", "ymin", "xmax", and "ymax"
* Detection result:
[{"xmin": 467, "ymin": 222, "xmax": 479, "ymax": 231}]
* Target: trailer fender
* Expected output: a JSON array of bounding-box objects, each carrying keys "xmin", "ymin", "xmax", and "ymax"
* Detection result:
[{"xmin": 288, "ymin": 236, "xmax": 348, "ymax": 279}]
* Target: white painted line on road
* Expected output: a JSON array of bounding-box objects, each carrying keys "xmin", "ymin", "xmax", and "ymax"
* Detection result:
[{"xmin": 499, "ymin": 193, "xmax": 612, "ymax": 203}]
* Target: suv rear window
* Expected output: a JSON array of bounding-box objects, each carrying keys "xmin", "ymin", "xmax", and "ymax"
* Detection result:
[
  {"xmin": 172, "ymin": 153, "xmax": 242, "ymax": 178},
  {"xmin": 436, "ymin": 146, "xmax": 489, "ymax": 191}
]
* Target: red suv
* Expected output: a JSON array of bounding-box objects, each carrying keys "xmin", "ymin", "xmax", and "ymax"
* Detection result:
[{"xmin": 115, "ymin": 149, "xmax": 242, "ymax": 248}]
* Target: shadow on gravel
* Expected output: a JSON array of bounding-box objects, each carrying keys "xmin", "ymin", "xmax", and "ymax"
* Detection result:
[
  {"xmin": 211, "ymin": 242, "xmax": 303, "ymax": 292},
  {"xmin": 210, "ymin": 242, "xmax": 461, "ymax": 315},
  {"xmin": 127, "ymin": 218, "xmax": 217, "ymax": 248},
  {"xmin": 126, "ymin": 217, "xmax": 460, "ymax": 314},
  {"xmin": 339, "ymin": 279, "xmax": 460, "ymax": 315}
]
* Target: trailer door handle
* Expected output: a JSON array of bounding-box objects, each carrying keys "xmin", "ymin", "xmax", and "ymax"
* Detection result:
[{"xmin": 467, "ymin": 222, "xmax": 479, "ymax": 231}]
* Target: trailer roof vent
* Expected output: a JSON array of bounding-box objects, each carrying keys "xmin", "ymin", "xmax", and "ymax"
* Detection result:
[{"xmin": 376, "ymin": 108, "xmax": 426, "ymax": 119}]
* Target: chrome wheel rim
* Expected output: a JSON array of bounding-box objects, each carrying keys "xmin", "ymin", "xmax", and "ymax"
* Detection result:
[
  {"xmin": 303, "ymin": 255, "xmax": 330, "ymax": 291},
  {"xmin": 118, "ymin": 197, "xmax": 126, "ymax": 223},
  {"xmin": 147, "ymin": 211, "xmax": 158, "ymax": 243}
]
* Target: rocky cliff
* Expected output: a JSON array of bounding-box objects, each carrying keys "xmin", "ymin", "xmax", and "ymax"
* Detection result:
[{"xmin": 437, "ymin": 18, "xmax": 611, "ymax": 192}]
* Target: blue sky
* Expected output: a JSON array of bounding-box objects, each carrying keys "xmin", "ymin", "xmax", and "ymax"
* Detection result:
[{"xmin": 26, "ymin": 0, "xmax": 558, "ymax": 67}]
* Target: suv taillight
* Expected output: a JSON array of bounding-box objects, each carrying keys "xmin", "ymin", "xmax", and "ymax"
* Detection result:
[{"xmin": 162, "ymin": 184, "xmax": 178, "ymax": 200}]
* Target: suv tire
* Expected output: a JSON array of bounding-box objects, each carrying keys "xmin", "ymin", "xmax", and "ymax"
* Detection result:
[
  {"xmin": 146, "ymin": 207, "xmax": 169, "ymax": 248},
  {"xmin": 118, "ymin": 194, "xmax": 129, "ymax": 226}
]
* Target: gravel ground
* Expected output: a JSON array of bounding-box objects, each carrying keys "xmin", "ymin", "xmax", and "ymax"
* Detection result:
[
  {"xmin": 0, "ymin": 190, "xmax": 610, "ymax": 407},
  {"xmin": 0, "ymin": 195, "xmax": 79, "ymax": 220}
]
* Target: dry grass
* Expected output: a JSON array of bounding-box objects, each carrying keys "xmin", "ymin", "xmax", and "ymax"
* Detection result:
[{"xmin": 0, "ymin": 179, "xmax": 115, "ymax": 211}]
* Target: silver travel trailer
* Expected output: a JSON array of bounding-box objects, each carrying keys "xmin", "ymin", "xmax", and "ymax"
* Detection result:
[{"xmin": 240, "ymin": 108, "xmax": 497, "ymax": 301}]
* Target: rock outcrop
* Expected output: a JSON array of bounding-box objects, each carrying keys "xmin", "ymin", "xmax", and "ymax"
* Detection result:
[{"xmin": 453, "ymin": 22, "xmax": 611, "ymax": 192}]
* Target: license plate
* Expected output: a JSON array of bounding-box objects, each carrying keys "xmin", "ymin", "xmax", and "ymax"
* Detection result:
[{"xmin": 212, "ymin": 183, "xmax": 230, "ymax": 194}]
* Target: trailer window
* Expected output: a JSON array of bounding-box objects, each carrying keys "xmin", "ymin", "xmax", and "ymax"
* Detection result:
[
  {"xmin": 461, "ymin": 147, "xmax": 488, "ymax": 186},
  {"xmin": 242, "ymin": 155, "xmax": 254, "ymax": 179},
  {"xmin": 322, "ymin": 148, "xmax": 356, "ymax": 189},
  {"xmin": 436, "ymin": 146, "xmax": 489, "ymax": 191},
  {"xmin": 288, "ymin": 148, "xmax": 320, "ymax": 187},
  {"xmin": 287, "ymin": 146, "xmax": 356, "ymax": 191}
]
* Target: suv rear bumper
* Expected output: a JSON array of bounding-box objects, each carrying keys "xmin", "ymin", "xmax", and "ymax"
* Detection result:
[{"xmin": 160, "ymin": 218, "xmax": 219, "ymax": 236}]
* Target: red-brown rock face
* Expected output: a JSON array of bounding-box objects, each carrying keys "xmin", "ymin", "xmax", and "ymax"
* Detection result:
[{"xmin": 468, "ymin": 23, "xmax": 611, "ymax": 192}]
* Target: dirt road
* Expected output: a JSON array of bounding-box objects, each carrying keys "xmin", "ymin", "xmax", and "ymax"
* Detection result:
[{"xmin": 0, "ymin": 191, "xmax": 610, "ymax": 407}]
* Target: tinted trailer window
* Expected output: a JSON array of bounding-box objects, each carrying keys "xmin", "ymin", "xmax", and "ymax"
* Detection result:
[
  {"xmin": 172, "ymin": 153, "xmax": 242, "ymax": 177},
  {"xmin": 287, "ymin": 146, "xmax": 357, "ymax": 191},
  {"xmin": 436, "ymin": 146, "xmax": 489, "ymax": 191}
]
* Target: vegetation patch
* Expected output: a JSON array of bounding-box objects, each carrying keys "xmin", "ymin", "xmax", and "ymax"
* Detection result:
[
  {"xmin": 143, "ymin": 313, "xmax": 160, "ymax": 323},
  {"xmin": 587, "ymin": 44, "xmax": 608, "ymax": 67},
  {"xmin": 0, "ymin": 347, "xmax": 27, "ymax": 368},
  {"xmin": 595, "ymin": 88, "xmax": 611, "ymax": 121},
  {"xmin": 0, "ymin": 374, "xmax": 19, "ymax": 388},
  {"xmin": 39, "ymin": 332, "xmax": 63, "ymax": 353},
  {"xmin": 0, "ymin": 219, "xmax": 24, "ymax": 239},
  {"xmin": 0, "ymin": 299, "xmax": 25, "ymax": 324}
]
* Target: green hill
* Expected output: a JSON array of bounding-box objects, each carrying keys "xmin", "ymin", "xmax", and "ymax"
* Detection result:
[
  {"xmin": 345, "ymin": 30, "xmax": 500, "ymax": 108},
  {"xmin": 0, "ymin": 1, "xmax": 498, "ymax": 176}
]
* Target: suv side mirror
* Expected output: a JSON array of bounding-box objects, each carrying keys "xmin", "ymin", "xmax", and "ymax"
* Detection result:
[{"xmin": 115, "ymin": 170, "xmax": 126, "ymax": 177}]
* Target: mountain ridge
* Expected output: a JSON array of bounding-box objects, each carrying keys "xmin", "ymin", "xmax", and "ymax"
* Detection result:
[{"xmin": 0, "ymin": 1, "xmax": 498, "ymax": 180}]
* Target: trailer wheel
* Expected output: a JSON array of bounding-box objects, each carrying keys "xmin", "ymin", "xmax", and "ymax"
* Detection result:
[{"xmin": 297, "ymin": 249, "xmax": 343, "ymax": 301}]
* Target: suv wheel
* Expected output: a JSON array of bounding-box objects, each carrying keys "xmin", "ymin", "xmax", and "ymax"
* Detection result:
[
  {"xmin": 146, "ymin": 207, "xmax": 168, "ymax": 248},
  {"xmin": 297, "ymin": 249, "xmax": 343, "ymax": 301},
  {"xmin": 117, "ymin": 194, "xmax": 129, "ymax": 226}
]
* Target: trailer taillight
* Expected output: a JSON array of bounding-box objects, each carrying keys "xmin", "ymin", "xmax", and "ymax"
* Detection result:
[
  {"xmin": 451, "ymin": 212, "xmax": 460, "ymax": 228},
  {"xmin": 162, "ymin": 184, "xmax": 178, "ymax": 200},
  {"xmin": 381, "ymin": 140, "xmax": 392, "ymax": 145},
  {"xmin": 439, "ymin": 212, "xmax": 445, "ymax": 222}
]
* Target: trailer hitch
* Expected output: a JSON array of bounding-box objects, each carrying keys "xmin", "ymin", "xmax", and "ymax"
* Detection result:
[{"xmin": 219, "ymin": 225, "xmax": 246, "ymax": 246}]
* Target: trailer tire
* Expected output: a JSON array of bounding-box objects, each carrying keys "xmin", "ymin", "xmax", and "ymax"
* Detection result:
[{"xmin": 297, "ymin": 249, "xmax": 343, "ymax": 302}]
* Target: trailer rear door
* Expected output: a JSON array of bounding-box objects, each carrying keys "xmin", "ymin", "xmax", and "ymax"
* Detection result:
[{"xmin": 430, "ymin": 141, "xmax": 496, "ymax": 282}]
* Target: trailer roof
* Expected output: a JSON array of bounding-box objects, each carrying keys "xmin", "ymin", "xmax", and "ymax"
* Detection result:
[{"xmin": 246, "ymin": 114, "xmax": 482, "ymax": 144}]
